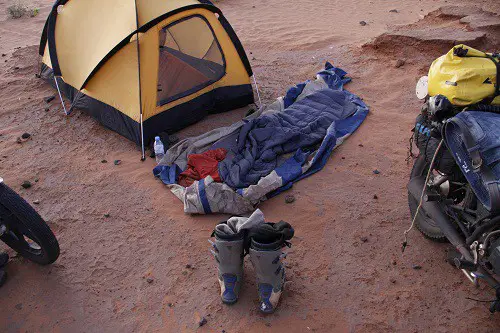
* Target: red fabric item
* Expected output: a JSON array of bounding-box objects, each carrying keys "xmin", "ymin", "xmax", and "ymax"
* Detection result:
[{"xmin": 178, "ymin": 148, "xmax": 228, "ymax": 187}]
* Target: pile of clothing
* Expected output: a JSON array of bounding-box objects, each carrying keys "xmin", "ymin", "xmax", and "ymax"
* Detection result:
[{"xmin": 153, "ymin": 63, "xmax": 369, "ymax": 214}]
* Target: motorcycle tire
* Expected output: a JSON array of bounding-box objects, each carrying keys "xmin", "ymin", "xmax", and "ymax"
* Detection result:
[
  {"xmin": 408, "ymin": 155, "xmax": 447, "ymax": 242},
  {"xmin": 0, "ymin": 182, "xmax": 59, "ymax": 265}
]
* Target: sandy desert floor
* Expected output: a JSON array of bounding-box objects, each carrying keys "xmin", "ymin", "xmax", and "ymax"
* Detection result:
[{"xmin": 1, "ymin": 0, "xmax": 500, "ymax": 332}]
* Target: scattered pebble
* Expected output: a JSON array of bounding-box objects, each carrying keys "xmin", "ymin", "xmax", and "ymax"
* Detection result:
[
  {"xmin": 34, "ymin": 178, "xmax": 39, "ymax": 183},
  {"xmin": 33, "ymin": 200, "xmax": 40, "ymax": 205},
  {"xmin": 21, "ymin": 181, "xmax": 32, "ymax": 189},
  {"xmin": 198, "ymin": 317, "xmax": 207, "ymax": 327},
  {"xmin": 389, "ymin": 9, "xmax": 398, "ymax": 13},
  {"xmin": 395, "ymin": 59, "xmax": 405, "ymax": 68},
  {"xmin": 21, "ymin": 132, "xmax": 31, "ymax": 140},
  {"xmin": 373, "ymin": 169, "xmax": 380, "ymax": 175},
  {"xmin": 1, "ymin": 54, "xmax": 5, "ymax": 57},
  {"xmin": 16, "ymin": 137, "xmax": 22, "ymax": 144},
  {"xmin": 373, "ymin": 194, "xmax": 378, "ymax": 200},
  {"xmin": 359, "ymin": 21, "xmax": 367, "ymax": 26},
  {"xmin": 285, "ymin": 195, "xmax": 295, "ymax": 204},
  {"xmin": 360, "ymin": 236, "xmax": 368, "ymax": 243},
  {"xmin": 146, "ymin": 277, "xmax": 154, "ymax": 284},
  {"xmin": 101, "ymin": 159, "xmax": 107, "ymax": 163},
  {"xmin": 185, "ymin": 264, "xmax": 192, "ymax": 269},
  {"xmin": 114, "ymin": 159, "xmax": 121, "ymax": 166},
  {"xmin": 390, "ymin": 278, "xmax": 397, "ymax": 283},
  {"xmin": 392, "ymin": 259, "xmax": 397, "ymax": 265},
  {"xmin": 358, "ymin": 143, "xmax": 364, "ymax": 147},
  {"xmin": 167, "ymin": 303, "xmax": 173, "ymax": 307},
  {"xmin": 412, "ymin": 264, "xmax": 422, "ymax": 270},
  {"xmin": 44, "ymin": 96, "xmax": 55, "ymax": 103},
  {"xmin": 44, "ymin": 107, "xmax": 50, "ymax": 112},
  {"xmin": 15, "ymin": 303, "xmax": 23, "ymax": 310},
  {"xmin": 104, "ymin": 213, "xmax": 110, "ymax": 218}
]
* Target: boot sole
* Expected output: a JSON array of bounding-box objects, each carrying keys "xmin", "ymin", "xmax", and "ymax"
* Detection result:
[{"xmin": 222, "ymin": 298, "xmax": 238, "ymax": 305}]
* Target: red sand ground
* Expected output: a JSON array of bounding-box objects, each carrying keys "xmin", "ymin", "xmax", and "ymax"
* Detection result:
[{"xmin": 1, "ymin": 0, "xmax": 500, "ymax": 332}]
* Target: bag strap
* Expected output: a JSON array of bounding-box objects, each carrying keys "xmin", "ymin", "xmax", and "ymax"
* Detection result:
[
  {"xmin": 453, "ymin": 46, "xmax": 499, "ymax": 97},
  {"xmin": 486, "ymin": 54, "xmax": 500, "ymax": 97}
]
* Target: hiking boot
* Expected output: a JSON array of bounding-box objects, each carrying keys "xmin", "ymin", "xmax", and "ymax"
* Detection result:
[
  {"xmin": 0, "ymin": 252, "xmax": 8, "ymax": 268},
  {"xmin": 211, "ymin": 236, "xmax": 244, "ymax": 304},
  {"xmin": 249, "ymin": 238, "xmax": 287, "ymax": 314},
  {"xmin": 0, "ymin": 269, "xmax": 6, "ymax": 288}
]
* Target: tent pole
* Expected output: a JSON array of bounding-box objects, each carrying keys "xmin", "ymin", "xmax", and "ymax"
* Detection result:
[
  {"xmin": 54, "ymin": 76, "xmax": 68, "ymax": 115},
  {"xmin": 140, "ymin": 113, "xmax": 145, "ymax": 160},
  {"xmin": 252, "ymin": 74, "xmax": 262, "ymax": 109},
  {"xmin": 134, "ymin": 0, "xmax": 145, "ymax": 161}
]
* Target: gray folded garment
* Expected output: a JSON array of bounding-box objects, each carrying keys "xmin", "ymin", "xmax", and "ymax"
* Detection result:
[{"xmin": 215, "ymin": 209, "xmax": 265, "ymax": 236}]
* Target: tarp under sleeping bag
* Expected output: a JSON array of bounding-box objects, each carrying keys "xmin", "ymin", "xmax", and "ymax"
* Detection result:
[{"xmin": 153, "ymin": 62, "xmax": 369, "ymax": 214}]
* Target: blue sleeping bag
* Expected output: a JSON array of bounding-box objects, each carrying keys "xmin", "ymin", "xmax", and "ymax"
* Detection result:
[{"xmin": 219, "ymin": 88, "xmax": 358, "ymax": 189}]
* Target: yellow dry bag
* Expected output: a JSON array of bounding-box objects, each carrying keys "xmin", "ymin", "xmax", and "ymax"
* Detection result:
[{"xmin": 428, "ymin": 44, "xmax": 499, "ymax": 106}]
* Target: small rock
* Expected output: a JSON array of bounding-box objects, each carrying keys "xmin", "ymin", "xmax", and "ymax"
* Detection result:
[
  {"xmin": 185, "ymin": 264, "xmax": 192, "ymax": 269},
  {"xmin": 21, "ymin": 181, "xmax": 32, "ymax": 189},
  {"xmin": 359, "ymin": 21, "xmax": 367, "ymax": 26},
  {"xmin": 14, "ymin": 66, "xmax": 19, "ymax": 70},
  {"xmin": 199, "ymin": 317, "xmax": 207, "ymax": 327},
  {"xmin": 373, "ymin": 194, "xmax": 378, "ymax": 199},
  {"xmin": 360, "ymin": 236, "xmax": 368, "ymax": 243},
  {"xmin": 390, "ymin": 278, "xmax": 397, "ymax": 283},
  {"xmin": 15, "ymin": 303, "xmax": 23, "ymax": 310},
  {"xmin": 34, "ymin": 178, "xmax": 39, "ymax": 183},
  {"xmin": 373, "ymin": 169, "xmax": 380, "ymax": 175},
  {"xmin": 167, "ymin": 302, "xmax": 173, "ymax": 307},
  {"xmin": 21, "ymin": 133, "xmax": 31, "ymax": 140},
  {"xmin": 285, "ymin": 195, "xmax": 295, "ymax": 204},
  {"xmin": 412, "ymin": 264, "xmax": 422, "ymax": 270},
  {"xmin": 104, "ymin": 213, "xmax": 110, "ymax": 218},
  {"xmin": 389, "ymin": 9, "xmax": 398, "ymax": 13},
  {"xmin": 146, "ymin": 277, "xmax": 154, "ymax": 284},
  {"xmin": 358, "ymin": 143, "xmax": 364, "ymax": 147},
  {"xmin": 44, "ymin": 96, "xmax": 55, "ymax": 103},
  {"xmin": 395, "ymin": 59, "xmax": 405, "ymax": 68},
  {"xmin": 16, "ymin": 137, "xmax": 22, "ymax": 144},
  {"xmin": 45, "ymin": 107, "xmax": 50, "ymax": 112},
  {"xmin": 33, "ymin": 200, "xmax": 40, "ymax": 205},
  {"xmin": 252, "ymin": 57, "xmax": 256, "ymax": 61},
  {"xmin": 1, "ymin": 54, "xmax": 5, "ymax": 57},
  {"xmin": 341, "ymin": 156, "xmax": 345, "ymax": 160},
  {"xmin": 114, "ymin": 159, "xmax": 121, "ymax": 166},
  {"xmin": 101, "ymin": 159, "xmax": 107, "ymax": 163},
  {"xmin": 392, "ymin": 259, "xmax": 397, "ymax": 265}
]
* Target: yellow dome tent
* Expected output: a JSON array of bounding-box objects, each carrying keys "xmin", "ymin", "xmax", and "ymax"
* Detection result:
[{"xmin": 39, "ymin": 0, "xmax": 254, "ymax": 159}]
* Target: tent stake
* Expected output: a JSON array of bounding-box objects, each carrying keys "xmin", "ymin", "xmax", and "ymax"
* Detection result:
[
  {"xmin": 252, "ymin": 74, "xmax": 262, "ymax": 109},
  {"xmin": 54, "ymin": 76, "xmax": 68, "ymax": 115}
]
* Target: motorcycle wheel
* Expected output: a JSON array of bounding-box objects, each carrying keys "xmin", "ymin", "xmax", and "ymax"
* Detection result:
[
  {"xmin": 408, "ymin": 155, "xmax": 447, "ymax": 242},
  {"xmin": 0, "ymin": 182, "xmax": 59, "ymax": 265}
]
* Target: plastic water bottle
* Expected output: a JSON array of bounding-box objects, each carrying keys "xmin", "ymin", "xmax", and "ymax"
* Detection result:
[{"xmin": 154, "ymin": 136, "xmax": 165, "ymax": 163}]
